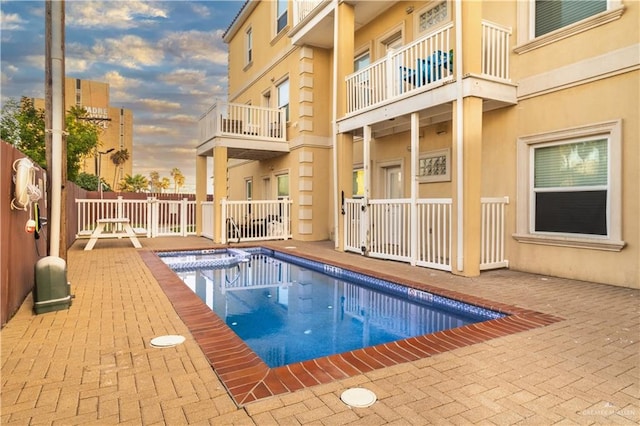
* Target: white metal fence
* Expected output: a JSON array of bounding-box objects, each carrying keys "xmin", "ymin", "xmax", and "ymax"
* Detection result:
[
  {"xmin": 220, "ymin": 198, "xmax": 292, "ymax": 244},
  {"xmin": 344, "ymin": 197, "xmax": 508, "ymax": 271},
  {"xmin": 76, "ymin": 197, "xmax": 196, "ymax": 238}
]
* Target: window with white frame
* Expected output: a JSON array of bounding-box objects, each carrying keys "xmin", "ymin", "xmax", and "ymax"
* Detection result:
[
  {"xmin": 515, "ymin": 0, "xmax": 623, "ymax": 52},
  {"xmin": 415, "ymin": 1, "xmax": 450, "ymax": 35},
  {"xmin": 245, "ymin": 27, "xmax": 253, "ymax": 65},
  {"xmin": 276, "ymin": 0, "xmax": 287, "ymax": 34},
  {"xmin": 277, "ymin": 78, "xmax": 289, "ymax": 122},
  {"xmin": 277, "ymin": 174, "xmax": 289, "ymax": 199},
  {"xmin": 515, "ymin": 120, "xmax": 624, "ymax": 251},
  {"xmin": 246, "ymin": 178, "xmax": 252, "ymax": 200},
  {"xmin": 353, "ymin": 168, "xmax": 364, "ymax": 197},
  {"xmin": 418, "ymin": 148, "xmax": 450, "ymax": 183},
  {"xmin": 535, "ymin": 0, "xmax": 606, "ymax": 37},
  {"xmin": 354, "ymin": 52, "xmax": 370, "ymax": 71}
]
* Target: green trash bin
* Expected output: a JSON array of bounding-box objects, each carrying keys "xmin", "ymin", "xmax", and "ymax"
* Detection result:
[{"xmin": 34, "ymin": 256, "xmax": 72, "ymax": 314}]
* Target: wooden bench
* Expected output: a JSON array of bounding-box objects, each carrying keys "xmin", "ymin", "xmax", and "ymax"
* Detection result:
[{"xmin": 84, "ymin": 218, "xmax": 142, "ymax": 251}]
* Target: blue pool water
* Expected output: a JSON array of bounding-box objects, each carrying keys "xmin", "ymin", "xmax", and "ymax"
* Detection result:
[{"xmin": 158, "ymin": 248, "xmax": 504, "ymax": 368}]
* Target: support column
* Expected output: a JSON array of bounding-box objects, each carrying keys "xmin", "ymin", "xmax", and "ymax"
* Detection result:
[
  {"xmin": 336, "ymin": 133, "xmax": 353, "ymax": 251},
  {"xmin": 212, "ymin": 146, "xmax": 228, "ymax": 244},
  {"xmin": 452, "ymin": 0, "xmax": 483, "ymax": 276},
  {"xmin": 453, "ymin": 97, "xmax": 483, "ymax": 276},
  {"xmin": 195, "ymin": 154, "xmax": 207, "ymax": 235},
  {"xmin": 333, "ymin": 1, "xmax": 355, "ymax": 250},
  {"xmin": 410, "ymin": 113, "xmax": 419, "ymax": 266}
]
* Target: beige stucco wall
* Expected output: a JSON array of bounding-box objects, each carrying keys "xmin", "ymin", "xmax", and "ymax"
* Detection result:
[{"xmin": 492, "ymin": 71, "xmax": 639, "ymax": 287}]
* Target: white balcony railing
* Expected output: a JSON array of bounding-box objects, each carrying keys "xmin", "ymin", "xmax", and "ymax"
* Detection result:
[
  {"xmin": 293, "ymin": 0, "xmax": 325, "ymax": 26},
  {"xmin": 346, "ymin": 20, "xmax": 511, "ymax": 115},
  {"xmin": 199, "ymin": 101, "xmax": 286, "ymax": 144},
  {"xmin": 346, "ymin": 23, "xmax": 454, "ymax": 114}
]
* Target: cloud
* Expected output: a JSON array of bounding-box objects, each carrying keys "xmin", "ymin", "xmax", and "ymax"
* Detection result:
[
  {"xmin": 137, "ymin": 98, "xmax": 181, "ymax": 112},
  {"xmin": 79, "ymin": 35, "xmax": 164, "ymax": 69},
  {"xmin": 0, "ymin": 12, "xmax": 27, "ymax": 30},
  {"xmin": 67, "ymin": 1, "xmax": 168, "ymax": 29},
  {"xmin": 159, "ymin": 29, "xmax": 227, "ymax": 65},
  {"xmin": 159, "ymin": 68, "xmax": 207, "ymax": 86},
  {"xmin": 135, "ymin": 124, "xmax": 179, "ymax": 137}
]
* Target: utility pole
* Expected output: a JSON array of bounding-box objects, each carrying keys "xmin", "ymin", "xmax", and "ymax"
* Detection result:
[{"xmin": 45, "ymin": 0, "xmax": 66, "ymax": 260}]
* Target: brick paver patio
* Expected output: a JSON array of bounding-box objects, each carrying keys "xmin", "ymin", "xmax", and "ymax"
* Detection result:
[{"xmin": 1, "ymin": 237, "xmax": 638, "ymax": 425}]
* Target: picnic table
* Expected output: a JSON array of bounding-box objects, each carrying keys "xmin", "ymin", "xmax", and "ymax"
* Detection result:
[{"xmin": 84, "ymin": 218, "xmax": 142, "ymax": 251}]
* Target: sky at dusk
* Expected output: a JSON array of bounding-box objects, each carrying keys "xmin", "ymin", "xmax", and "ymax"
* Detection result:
[{"xmin": 1, "ymin": 0, "xmax": 245, "ymax": 192}]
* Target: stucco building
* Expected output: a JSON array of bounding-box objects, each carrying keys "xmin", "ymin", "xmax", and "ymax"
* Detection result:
[
  {"xmin": 196, "ymin": 0, "xmax": 639, "ymax": 288},
  {"xmin": 35, "ymin": 77, "xmax": 133, "ymax": 189}
]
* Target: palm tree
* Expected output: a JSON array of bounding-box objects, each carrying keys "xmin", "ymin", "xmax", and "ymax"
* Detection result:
[
  {"xmin": 160, "ymin": 177, "xmax": 171, "ymax": 193},
  {"xmin": 119, "ymin": 174, "xmax": 148, "ymax": 193},
  {"xmin": 110, "ymin": 149, "xmax": 130, "ymax": 189},
  {"xmin": 148, "ymin": 171, "xmax": 161, "ymax": 193},
  {"xmin": 170, "ymin": 167, "xmax": 185, "ymax": 193}
]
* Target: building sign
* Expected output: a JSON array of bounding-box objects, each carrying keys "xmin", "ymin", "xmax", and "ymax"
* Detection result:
[{"xmin": 83, "ymin": 105, "xmax": 110, "ymax": 128}]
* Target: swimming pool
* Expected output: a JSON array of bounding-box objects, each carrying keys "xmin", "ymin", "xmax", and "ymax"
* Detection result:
[
  {"xmin": 158, "ymin": 248, "xmax": 504, "ymax": 368},
  {"xmin": 143, "ymin": 246, "xmax": 560, "ymax": 406}
]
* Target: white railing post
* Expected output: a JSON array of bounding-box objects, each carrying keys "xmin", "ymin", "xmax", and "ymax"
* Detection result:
[{"xmin": 180, "ymin": 198, "xmax": 188, "ymax": 236}]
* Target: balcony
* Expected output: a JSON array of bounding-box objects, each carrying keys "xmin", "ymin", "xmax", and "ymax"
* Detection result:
[
  {"xmin": 340, "ymin": 21, "xmax": 515, "ymax": 134},
  {"xmin": 197, "ymin": 101, "xmax": 288, "ymax": 160},
  {"xmin": 290, "ymin": 0, "xmax": 393, "ymax": 48}
]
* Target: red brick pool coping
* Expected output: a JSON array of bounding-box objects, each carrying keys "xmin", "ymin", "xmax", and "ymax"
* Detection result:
[{"xmin": 140, "ymin": 249, "xmax": 563, "ymax": 407}]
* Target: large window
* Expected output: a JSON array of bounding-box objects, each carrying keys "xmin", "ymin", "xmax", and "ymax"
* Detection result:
[
  {"xmin": 535, "ymin": 0, "xmax": 606, "ymax": 37},
  {"xmin": 533, "ymin": 139, "xmax": 607, "ymax": 235},
  {"xmin": 515, "ymin": 120, "xmax": 624, "ymax": 251},
  {"xmin": 277, "ymin": 78, "xmax": 289, "ymax": 122},
  {"xmin": 276, "ymin": 0, "xmax": 287, "ymax": 34}
]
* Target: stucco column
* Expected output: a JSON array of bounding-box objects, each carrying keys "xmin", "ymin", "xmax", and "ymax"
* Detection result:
[
  {"xmin": 333, "ymin": 1, "xmax": 354, "ymax": 250},
  {"xmin": 195, "ymin": 154, "xmax": 207, "ymax": 235},
  {"xmin": 451, "ymin": 0, "xmax": 483, "ymax": 276},
  {"xmin": 212, "ymin": 146, "xmax": 228, "ymax": 244},
  {"xmin": 452, "ymin": 97, "xmax": 483, "ymax": 276}
]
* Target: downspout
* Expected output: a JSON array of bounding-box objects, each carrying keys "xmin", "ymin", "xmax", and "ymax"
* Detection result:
[
  {"xmin": 332, "ymin": 2, "xmax": 339, "ymax": 249},
  {"xmin": 49, "ymin": 1, "xmax": 64, "ymax": 258},
  {"xmin": 455, "ymin": 0, "xmax": 464, "ymax": 271}
]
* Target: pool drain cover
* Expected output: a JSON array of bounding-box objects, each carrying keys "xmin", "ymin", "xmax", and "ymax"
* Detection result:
[
  {"xmin": 150, "ymin": 335, "xmax": 185, "ymax": 348},
  {"xmin": 340, "ymin": 388, "xmax": 377, "ymax": 408}
]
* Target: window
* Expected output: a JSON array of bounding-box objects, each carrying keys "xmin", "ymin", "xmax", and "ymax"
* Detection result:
[
  {"xmin": 277, "ymin": 174, "xmax": 289, "ymax": 199},
  {"xmin": 277, "ymin": 78, "xmax": 289, "ymax": 122},
  {"xmin": 354, "ymin": 52, "xmax": 370, "ymax": 71},
  {"xmin": 415, "ymin": 1, "xmax": 449, "ymax": 35},
  {"xmin": 353, "ymin": 169, "xmax": 364, "ymax": 197},
  {"xmin": 515, "ymin": 120, "xmax": 624, "ymax": 251},
  {"xmin": 246, "ymin": 179, "xmax": 252, "ymax": 200},
  {"xmin": 245, "ymin": 27, "xmax": 253, "ymax": 65},
  {"xmin": 418, "ymin": 148, "xmax": 450, "ymax": 183},
  {"xmin": 276, "ymin": 0, "xmax": 287, "ymax": 34},
  {"xmin": 535, "ymin": 0, "xmax": 605, "ymax": 37},
  {"xmin": 515, "ymin": 0, "xmax": 623, "ymax": 52}
]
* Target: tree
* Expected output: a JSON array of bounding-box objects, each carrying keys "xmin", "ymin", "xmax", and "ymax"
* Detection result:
[
  {"xmin": 170, "ymin": 167, "xmax": 185, "ymax": 193},
  {"xmin": 160, "ymin": 177, "xmax": 171, "ymax": 193},
  {"xmin": 148, "ymin": 171, "xmax": 161, "ymax": 192},
  {"xmin": 1, "ymin": 97, "xmax": 46, "ymax": 166},
  {"xmin": 110, "ymin": 148, "xmax": 130, "ymax": 188},
  {"xmin": 1, "ymin": 97, "xmax": 100, "ymax": 182},
  {"xmin": 119, "ymin": 174, "xmax": 148, "ymax": 193},
  {"xmin": 75, "ymin": 172, "xmax": 111, "ymax": 192}
]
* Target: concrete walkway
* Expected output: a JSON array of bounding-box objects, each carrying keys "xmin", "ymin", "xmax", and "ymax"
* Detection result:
[{"xmin": 1, "ymin": 237, "xmax": 638, "ymax": 425}]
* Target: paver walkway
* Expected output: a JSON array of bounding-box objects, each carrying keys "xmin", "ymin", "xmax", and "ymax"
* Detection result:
[{"xmin": 1, "ymin": 237, "xmax": 638, "ymax": 425}]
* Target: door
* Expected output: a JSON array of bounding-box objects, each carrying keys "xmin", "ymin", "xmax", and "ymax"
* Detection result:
[{"xmin": 384, "ymin": 165, "xmax": 403, "ymax": 248}]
